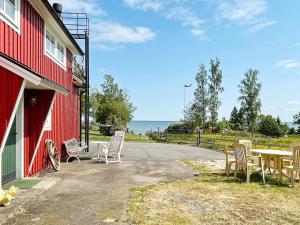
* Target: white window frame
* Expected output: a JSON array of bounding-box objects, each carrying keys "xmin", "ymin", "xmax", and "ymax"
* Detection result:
[
  {"xmin": 44, "ymin": 25, "xmax": 67, "ymax": 70},
  {"xmin": 0, "ymin": 0, "xmax": 21, "ymax": 34}
]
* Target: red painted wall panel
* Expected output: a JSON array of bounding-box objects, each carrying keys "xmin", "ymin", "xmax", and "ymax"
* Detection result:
[
  {"xmin": 26, "ymin": 87, "xmax": 80, "ymax": 176},
  {"xmin": 0, "ymin": 67, "xmax": 23, "ymax": 146},
  {"xmin": 0, "ymin": 0, "xmax": 81, "ymax": 176},
  {"xmin": 0, "ymin": 0, "xmax": 74, "ymax": 89},
  {"xmin": 24, "ymin": 90, "xmax": 55, "ymax": 176}
]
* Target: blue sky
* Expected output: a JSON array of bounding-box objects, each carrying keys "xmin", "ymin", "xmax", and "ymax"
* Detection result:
[{"xmin": 52, "ymin": 0, "xmax": 300, "ymax": 121}]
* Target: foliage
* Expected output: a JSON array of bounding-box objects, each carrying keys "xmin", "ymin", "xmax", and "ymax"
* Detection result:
[
  {"xmin": 193, "ymin": 64, "xmax": 209, "ymax": 128},
  {"xmin": 238, "ymin": 69, "xmax": 262, "ymax": 135},
  {"xmin": 208, "ymin": 58, "xmax": 224, "ymax": 133},
  {"xmin": 229, "ymin": 106, "xmax": 245, "ymax": 131},
  {"xmin": 91, "ymin": 75, "xmax": 136, "ymax": 130},
  {"xmin": 257, "ymin": 115, "xmax": 289, "ymax": 137},
  {"xmin": 293, "ymin": 112, "xmax": 300, "ymax": 133},
  {"xmin": 165, "ymin": 121, "xmax": 195, "ymax": 133},
  {"xmin": 216, "ymin": 118, "xmax": 231, "ymax": 133}
]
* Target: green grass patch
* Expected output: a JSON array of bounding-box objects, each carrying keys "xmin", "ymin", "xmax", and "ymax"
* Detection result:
[
  {"xmin": 2, "ymin": 179, "xmax": 41, "ymax": 190},
  {"xmin": 83, "ymin": 130, "xmax": 149, "ymax": 142},
  {"xmin": 128, "ymin": 161, "xmax": 300, "ymax": 225}
]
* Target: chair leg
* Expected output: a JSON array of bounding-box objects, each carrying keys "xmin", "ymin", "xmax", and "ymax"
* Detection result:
[
  {"xmin": 261, "ymin": 160, "xmax": 265, "ymax": 183},
  {"xmin": 67, "ymin": 157, "xmax": 70, "ymax": 163},
  {"xmin": 246, "ymin": 166, "xmax": 251, "ymax": 183},
  {"xmin": 291, "ymin": 171, "xmax": 295, "ymax": 188},
  {"xmin": 227, "ymin": 162, "xmax": 233, "ymax": 176},
  {"xmin": 234, "ymin": 164, "xmax": 238, "ymax": 179},
  {"xmin": 105, "ymin": 154, "xmax": 108, "ymax": 165},
  {"xmin": 225, "ymin": 162, "xmax": 228, "ymax": 176}
]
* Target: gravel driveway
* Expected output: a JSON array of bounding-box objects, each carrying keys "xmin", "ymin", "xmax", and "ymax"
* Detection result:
[{"xmin": 3, "ymin": 143, "xmax": 224, "ymax": 225}]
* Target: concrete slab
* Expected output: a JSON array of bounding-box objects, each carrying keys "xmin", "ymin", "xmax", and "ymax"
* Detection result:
[{"xmin": 1, "ymin": 143, "xmax": 224, "ymax": 225}]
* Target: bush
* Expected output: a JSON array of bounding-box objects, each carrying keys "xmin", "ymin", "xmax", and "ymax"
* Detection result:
[
  {"xmin": 257, "ymin": 115, "xmax": 289, "ymax": 137},
  {"xmin": 165, "ymin": 122, "xmax": 194, "ymax": 133}
]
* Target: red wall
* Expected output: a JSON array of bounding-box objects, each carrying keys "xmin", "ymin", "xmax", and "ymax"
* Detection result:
[
  {"xmin": 26, "ymin": 88, "xmax": 80, "ymax": 176},
  {"xmin": 0, "ymin": 67, "xmax": 23, "ymax": 146},
  {"xmin": 0, "ymin": 0, "xmax": 81, "ymax": 176},
  {"xmin": 0, "ymin": 0, "xmax": 74, "ymax": 89}
]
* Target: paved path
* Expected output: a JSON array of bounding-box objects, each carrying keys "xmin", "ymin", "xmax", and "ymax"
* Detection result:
[{"xmin": 3, "ymin": 143, "xmax": 224, "ymax": 225}]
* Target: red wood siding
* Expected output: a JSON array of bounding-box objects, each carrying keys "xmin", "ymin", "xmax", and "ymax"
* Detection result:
[
  {"xmin": 25, "ymin": 88, "xmax": 80, "ymax": 176},
  {"xmin": 24, "ymin": 90, "xmax": 54, "ymax": 176},
  {"xmin": 0, "ymin": 67, "xmax": 23, "ymax": 146},
  {"xmin": 0, "ymin": 0, "xmax": 74, "ymax": 89},
  {"xmin": 0, "ymin": 0, "xmax": 81, "ymax": 176}
]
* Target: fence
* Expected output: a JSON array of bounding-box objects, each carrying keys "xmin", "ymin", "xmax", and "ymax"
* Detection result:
[{"xmin": 147, "ymin": 129, "xmax": 291, "ymax": 151}]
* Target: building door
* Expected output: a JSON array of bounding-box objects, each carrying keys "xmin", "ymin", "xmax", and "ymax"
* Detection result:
[{"xmin": 1, "ymin": 118, "xmax": 17, "ymax": 184}]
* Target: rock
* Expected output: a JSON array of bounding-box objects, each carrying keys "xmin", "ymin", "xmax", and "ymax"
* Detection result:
[{"xmin": 103, "ymin": 218, "xmax": 118, "ymax": 223}]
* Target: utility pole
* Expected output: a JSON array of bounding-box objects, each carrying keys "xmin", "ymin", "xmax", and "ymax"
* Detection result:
[{"xmin": 183, "ymin": 84, "xmax": 192, "ymax": 121}]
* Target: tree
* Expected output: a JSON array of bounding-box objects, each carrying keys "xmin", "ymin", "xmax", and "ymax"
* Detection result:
[
  {"xmin": 293, "ymin": 112, "xmax": 300, "ymax": 133},
  {"xmin": 230, "ymin": 106, "xmax": 246, "ymax": 131},
  {"xmin": 258, "ymin": 115, "xmax": 289, "ymax": 137},
  {"xmin": 208, "ymin": 58, "xmax": 224, "ymax": 133},
  {"xmin": 93, "ymin": 75, "xmax": 136, "ymax": 130},
  {"xmin": 238, "ymin": 69, "xmax": 262, "ymax": 135},
  {"xmin": 193, "ymin": 64, "xmax": 209, "ymax": 129}
]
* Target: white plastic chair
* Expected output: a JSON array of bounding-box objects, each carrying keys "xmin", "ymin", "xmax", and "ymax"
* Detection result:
[
  {"xmin": 102, "ymin": 136, "xmax": 123, "ymax": 164},
  {"xmin": 114, "ymin": 131, "xmax": 125, "ymax": 157}
]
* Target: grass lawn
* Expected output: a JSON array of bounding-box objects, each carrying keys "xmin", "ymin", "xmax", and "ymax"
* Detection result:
[
  {"xmin": 84, "ymin": 130, "xmax": 150, "ymax": 142},
  {"xmin": 152, "ymin": 133, "xmax": 300, "ymax": 151},
  {"xmin": 128, "ymin": 161, "xmax": 300, "ymax": 225}
]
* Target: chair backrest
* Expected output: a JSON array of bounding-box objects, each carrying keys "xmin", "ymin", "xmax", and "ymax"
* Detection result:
[
  {"xmin": 109, "ymin": 136, "xmax": 123, "ymax": 153},
  {"xmin": 291, "ymin": 143, "xmax": 300, "ymax": 170},
  {"xmin": 64, "ymin": 138, "xmax": 78, "ymax": 152},
  {"xmin": 239, "ymin": 140, "xmax": 252, "ymax": 155},
  {"xmin": 115, "ymin": 131, "xmax": 125, "ymax": 137},
  {"xmin": 114, "ymin": 131, "xmax": 125, "ymax": 152},
  {"xmin": 233, "ymin": 143, "xmax": 247, "ymax": 167}
]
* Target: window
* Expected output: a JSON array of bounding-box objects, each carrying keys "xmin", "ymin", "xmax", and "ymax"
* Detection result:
[
  {"xmin": 44, "ymin": 111, "xmax": 52, "ymax": 131},
  {"xmin": 45, "ymin": 27, "xmax": 66, "ymax": 69},
  {"xmin": 0, "ymin": 0, "xmax": 20, "ymax": 33}
]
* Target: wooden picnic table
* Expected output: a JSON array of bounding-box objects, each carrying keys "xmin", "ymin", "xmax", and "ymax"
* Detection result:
[{"xmin": 251, "ymin": 149, "xmax": 292, "ymax": 180}]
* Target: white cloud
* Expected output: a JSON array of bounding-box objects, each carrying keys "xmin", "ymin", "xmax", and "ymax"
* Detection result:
[
  {"xmin": 216, "ymin": 0, "xmax": 274, "ymax": 32},
  {"xmin": 123, "ymin": 0, "xmax": 207, "ymax": 40},
  {"xmin": 288, "ymin": 100, "xmax": 300, "ymax": 106},
  {"xmin": 191, "ymin": 29, "xmax": 208, "ymax": 40},
  {"xmin": 91, "ymin": 20, "xmax": 156, "ymax": 44},
  {"xmin": 50, "ymin": 0, "xmax": 156, "ymax": 49},
  {"xmin": 246, "ymin": 21, "xmax": 276, "ymax": 33},
  {"xmin": 217, "ymin": 0, "xmax": 267, "ymax": 22},
  {"xmin": 124, "ymin": 0, "xmax": 162, "ymax": 11},
  {"xmin": 275, "ymin": 59, "xmax": 299, "ymax": 69}
]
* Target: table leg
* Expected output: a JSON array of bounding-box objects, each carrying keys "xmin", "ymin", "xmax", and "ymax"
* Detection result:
[
  {"xmin": 97, "ymin": 143, "xmax": 100, "ymax": 160},
  {"xmin": 277, "ymin": 156, "xmax": 283, "ymax": 181}
]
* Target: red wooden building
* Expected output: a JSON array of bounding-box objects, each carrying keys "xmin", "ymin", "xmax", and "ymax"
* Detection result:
[{"xmin": 0, "ymin": 0, "xmax": 88, "ymax": 186}]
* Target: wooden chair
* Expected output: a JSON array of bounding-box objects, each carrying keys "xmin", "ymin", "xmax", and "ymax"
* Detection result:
[
  {"xmin": 224, "ymin": 144, "xmax": 236, "ymax": 176},
  {"xmin": 284, "ymin": 143, "xmax": 300, "ymax": 187},
  {"xmin": 63, "ymin": 138, "xmax": 88, "ymax": 163},
  {"xmin": 233, "ymin": 143, "xmax": 265, "ymax": 183}
]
